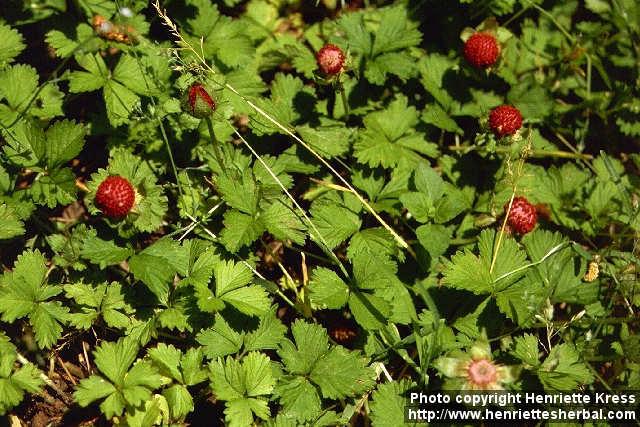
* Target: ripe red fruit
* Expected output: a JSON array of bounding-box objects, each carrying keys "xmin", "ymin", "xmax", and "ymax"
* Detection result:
[
  {"xmin": 95, "ymin": 175, "xmax": 135, "ymax": 218},
  {"xmin": 489, "ymin": 105, "xmax": 523, "ymax": 137},
  {"xmin": 504, "ymin": 196, "xmax": 537, "ymax": 235},
  {"xmin": 464, "ymin": 32, "xmax": 500, "ymax": 68},
  {"xmin": 183, "ymin": 83, "xmax": 216, "ymax": 119},
  {"xmin": 316, "ymin": 44, "xmax": 345, "ymax": 76}
]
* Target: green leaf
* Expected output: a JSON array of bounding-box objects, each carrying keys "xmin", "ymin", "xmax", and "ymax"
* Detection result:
[
  {"xmin": 347, "ymin": 227, "xmax": 401, "ymax": 262},
  {"xmin": 538, "ymin": 344, "xmax": 594, "ymax": 391},
  {"xmin": 81, "ymin": 234, "xmax": 134, "ymax": 268},
  {"xmin": 244, "ymin": 307, "xmax": 287, "ymax": 351},
  {"xmin": 0, "ymin": 347, "xmax": 43, "ymax": 416},
  {"xmin": 0, "ymin": 25, "xmax": 25, "ymax": 67},
  {"xmin": 209, "ymin": 352, "xmax": 274, "ymax": 426},
  {"xmin": 274, "ymin": 376, "xmax": 321, "ymax": 421},
  {"xmin": 422, "ymin": 104, "xmax": 462, "ymax": 133},
  {"xmin": 214, "ymin": 259, "xmax": 254, "ymax": 296},
  {"xmin": 43, "ymin": 119, "xmax": 86, "ymax": 169},
  {"xmin": 129, "ymin": 238, "xmax": 187, "ymax": 304},
  {"xmin": 197, "ymin": 313, "xmax": 243, "ymax": 359},
  {"xmin": 369, "ymin": 379, "xmax": 416, "ymax": 427},
  {"xmin": 310, "ymin": 201, "xmax": 361, "ymax": 249},
  {"xmin": 221, "ymin": 285, "xmax": 271, "ymax": 316},
  {"xmin": 442, "ymin": 229, "xmax": 528, "ymax": 294},
  {"xmin": 261, "ymin": 199, "xmax": 307, "ymax": 245},
  {"xmin": 0, "ymin": 204, "xmax": 24, "ymax": 240},
  {"xmin": 354, "ymin": 96, "xmax": 436, "ymax": 168},
  {"xmin": 45, "ymin": 24, "xmax": 95, "ymax": 59},
  {"xmin": 0, "ymin": 64, "xmax": 38, "ymax": 111},
  {"xmin": 353, "ymin": 252, "xmax": 398, "ymax": 290},
  {"xmin": 220, "ymin": 210, "xmax": 265, "ymax": 252},
  {"xmin": 29, "ymin": 167, "xmax": 77, "ymax": 208},
  {"xmin": 348, "ymin": 291, "xmax": 391, "ymax": 330},
  {"xmin": 278, "ymin": 320, "xmax": 330, "ymax": 375},
  {"xmin": 163, "ymin": 384, "xmax": 193, "ymax": 420},
  {"xmin": 68, "ymin": 53, "xmax": 108, "ymax": 93},
  {"xmin": 296, "ymin": 121, "xmax": 351, "ymax": 158},
  {"xmin": 0, "ymin": 250, "xmax": 68, "ymax": 348},
  {"xmin": 510, "ymin": 334, "xmax": 540, "ymax": 367},
  {"xmin": 217, "ymin": 169, "xmax": 260, "ymax": 215},
  {"xmin": 371, "ymin": 6, "xmax": 422, "ymax": 55},
  {"xmin": 65, "ymin": 282, "xmax": 133, "ymax": 330},
  {"xmin": 103, "ymin": 80, "xmax": 140, "ymax": 127},
  {"xmin": 310, "ymin": 345, "xmax": 374, "ymax": 399},
  {"xmin": 308, "ymin": 267, "xmax": 350, "ymax": 310},
  {"xmin": 74, "ymin": 336, "xmax": 163, "ymax": 418}
]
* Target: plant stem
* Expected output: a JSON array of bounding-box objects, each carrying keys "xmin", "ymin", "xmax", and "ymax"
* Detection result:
[
  {"xmin": 338, "ymin": 81, "xmax": 350, "ymax": 122},
  {"xmin": 157, "ymin": 118, "xmax": 183, "ymax": 202},
  {"xmin": 205, "ymin": 117, "xmax": 225, "ymax": 173}
]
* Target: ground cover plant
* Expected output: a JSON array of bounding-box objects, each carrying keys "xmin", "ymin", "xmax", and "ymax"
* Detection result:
[{"xmin": 0, "ymin": 0, "xmax": 639, "ymax": 425}]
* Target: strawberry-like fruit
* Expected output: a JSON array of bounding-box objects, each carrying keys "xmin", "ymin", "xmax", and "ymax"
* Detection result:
[
  {"xmin": 504, "ymin": 196, "xmax": 537, "ymax": 235},
  {"xmin": 489, "ymin": 105, "xmax": 522, "ymax": 137},
  {"xmin": 316, "ymin": 44, "xmax": 345, "ymax": 76},
  {"xmin": 182, "ymin": 83, "xmax": 216, "ymax": 119},
  {"xmin": 95, "ymin": 175, "xmax": 136, "ymax": 218},
  {"xmin": 464, "ymin": 32, "xmax": 500, "ymax": 68}
]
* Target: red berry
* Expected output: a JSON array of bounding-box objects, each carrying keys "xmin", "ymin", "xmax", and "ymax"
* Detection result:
[
  {"xmin": 489, "ymin": 105, "xmax": 523, "ymax": 137},
  {"xmin": 183, "ymin": 83, "xmax": 216, "ymax": 119},
  {"xmin": 316, "ymin": 44, "xmax": 345, "ymax": 76},
  {"xmin": 504, "ymin": 196, "xmax": 537, "ymax": 235},
  {"xmin": 95, "ymin": 175, "xmax": 135, "ymax": 218},
  {"xmin": 464, "ymin": 32, "xmax": 500, "ymax": 68}
]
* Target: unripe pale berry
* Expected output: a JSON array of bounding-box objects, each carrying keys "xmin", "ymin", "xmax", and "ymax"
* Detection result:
[{"xmin": 182, "ymin": 83, "xmax": 216, "ymax": 119}]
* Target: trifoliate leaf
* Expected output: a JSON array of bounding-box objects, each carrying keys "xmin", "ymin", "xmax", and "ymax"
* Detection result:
[
  {"xmin": 0, "ymin": 250, "xmax": 68, "ymax": 348},
  {"xmin": 443, "ymin": 229, "xmax": 528, "ymax": 294},
  {"xmin": 209, "ymin": 352, "xmax": 275, "ymax": 426},
  {"xmin": 0, "ymin": 345, "xmax": 43, "ymax": 416},
  {"xmin": 64, "ymin": 282, "xmax": 133, "ymax": 330},
  {"xmin": 74, "ymin": 336, "xmax": 163, "ymax": 419},
  {"xmin": 354, "ymin": 96, "xmax": 436, "ymax": 169}
]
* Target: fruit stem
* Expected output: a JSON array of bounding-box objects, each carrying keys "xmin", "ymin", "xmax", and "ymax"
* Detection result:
[
  {"xmin": 337, "ymin": 81, "xmax": 350, "ymax": 122},
  {"xmin": 157, "ymin": 118, "xmax": 183, "ymax": 202},
  {"xmin": 205, "ymin": 117, "xmax": 225, "ymax": 173}
]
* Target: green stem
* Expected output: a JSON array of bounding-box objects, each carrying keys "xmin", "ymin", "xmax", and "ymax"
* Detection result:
[
  {"xmin": 205, "ymin": 117, "xmax": 225, "ymax": 173},
  {"xmin": 157, "ymin": 118, "xmax": 183, "ymax": 202},
  {"xmin": 338, "ymin": 81, "xmax": 350, "ymax": 122}
]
